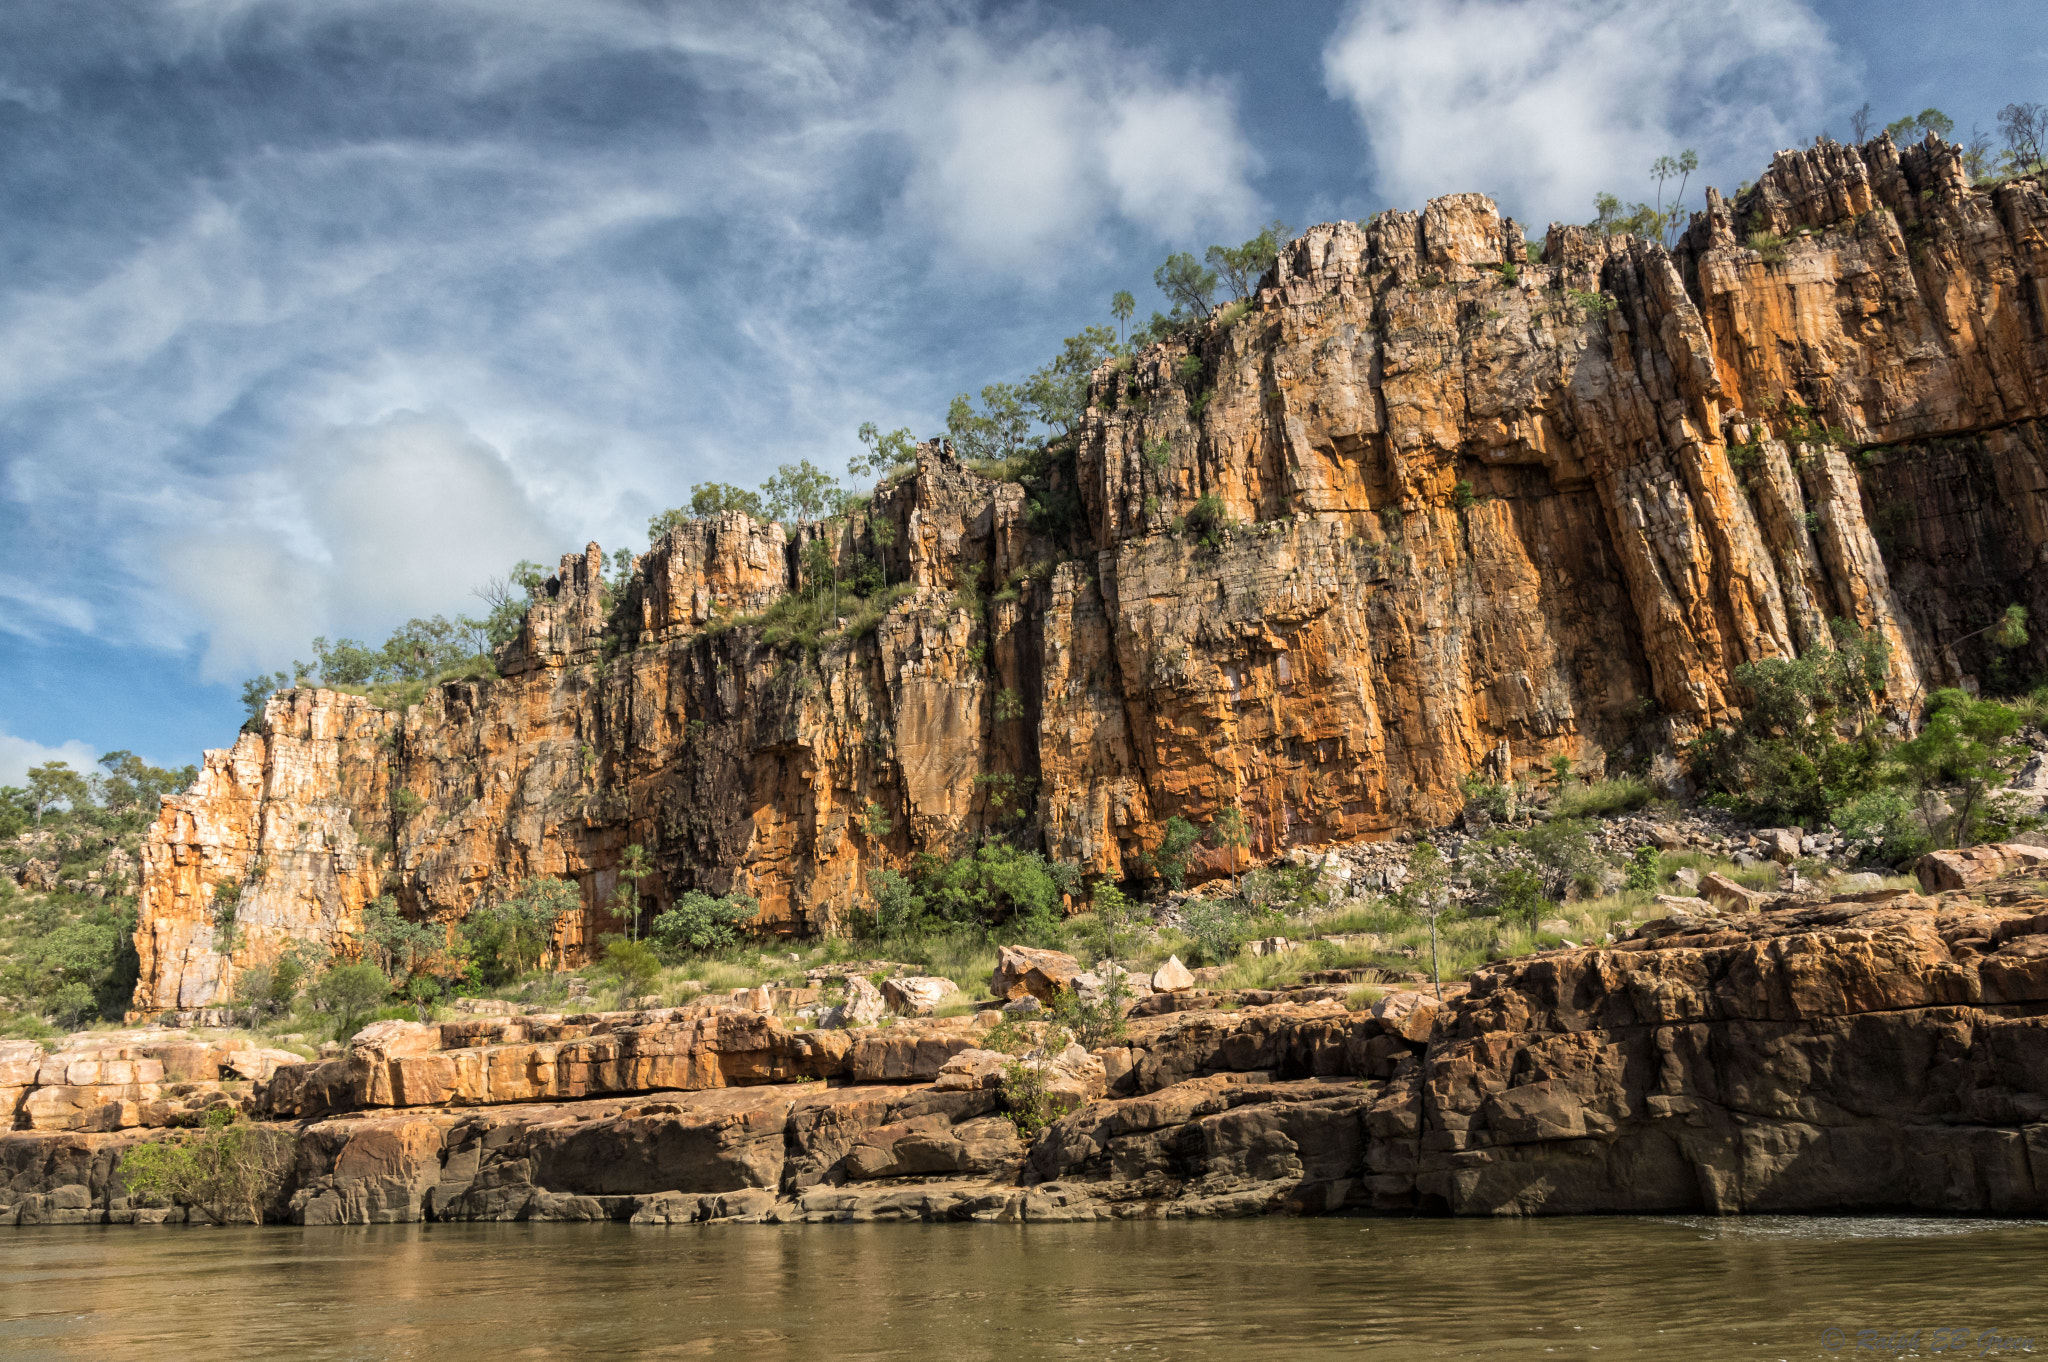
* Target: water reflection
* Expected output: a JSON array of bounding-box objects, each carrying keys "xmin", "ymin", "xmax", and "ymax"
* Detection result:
[{"xmin": 1, "ymin": 1216, "xmax": 2042, "ymax": 1360}]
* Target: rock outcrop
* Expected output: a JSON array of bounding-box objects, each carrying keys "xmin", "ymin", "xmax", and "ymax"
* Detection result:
[
  {"xmin": 134, "ymin": 134, "xmax": 2048, "ymax": 1009},
  {"xmin": 11, "ymin": 872, "xmax": 2048, "ymax": 1224}
]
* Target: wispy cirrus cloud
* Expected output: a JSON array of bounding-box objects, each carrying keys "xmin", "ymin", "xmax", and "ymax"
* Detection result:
[{"xmin": 0, "ymin": 1, "xmax": 1265, "ymax": 680}]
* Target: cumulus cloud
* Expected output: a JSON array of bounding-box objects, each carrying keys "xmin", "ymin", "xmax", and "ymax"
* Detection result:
[
  {"xmin": 159, "ymin": 410, "xmax": 556, "ymax": 677},
  {"xmin": 894, "ymin": 26, "xmax": 1258, "ymax": 265},
  {"xmin": 0, "ymin": 730, "xmax": 99, "ymax": 789},
  {"xmin": 1323, "ymin": 0, "xmax": 1844, "ymax": 226}
]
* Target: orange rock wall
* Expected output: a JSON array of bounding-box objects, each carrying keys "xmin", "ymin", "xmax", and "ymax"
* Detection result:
[{"xmin": 136, "ymin": 134, "xmax": 2048, "ymax": 1009}]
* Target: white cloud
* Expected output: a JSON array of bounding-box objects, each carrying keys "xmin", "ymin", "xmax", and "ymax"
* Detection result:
[
  {"xmin": 1323, "ymin": 0, "xmax": 1843, "ymax": 226},
  {"xmin": 159, "ymin": 410, "xmax": 556, "ymax": 677},
  {"xmin": 0, "ymin": 730, "xmax": 99, "ymax": 789},
  {"xmin": 0, "ymin": 2, "xmax": 1265, "ymax": 692},
  {"xmin": 893, "ymin": 26, "xmax": 1259, "ymax": 265}
]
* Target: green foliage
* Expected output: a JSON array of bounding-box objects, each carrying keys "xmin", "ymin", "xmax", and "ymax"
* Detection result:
[
  {"xmin": 1154, "ymin": 251, "xmax": 1218, "ymax": 320},
  {"xmin": 1452, "ymin": 480, "xmax": 1475, "ymax": 512},
  {"xmin": 851, "ymin": 422, "xmax": 918, "ymax": 480},
  {"xmin": 464, "ymin": 876, "xmax": 579, "ymax": 983},
  {"xmin": 119, "ymin": 1107, "xmax": 296, "ymax": 1225},
  {"xmin": 993, "ymin": 688, "xmax": 1026, "ymax": 723},
  {"xmin": 1885, "ymin": 107, "xmax": 1954, "ymax": 143},
  {"xmin": 1486, "ymin": 868, "xmax": 1549, "ymax": 931},
  {"xmin": 1894, "ymin": 689, "xmax": 2027, "ymax": 847},
  {"xmin": 1553, "ymin": 778, "xmax": 1653, "ymax": 819},
  {"xmin": 1514, "ymin": 819, "xmax": 1609, "ymax": 900},
  {"xmin": 0, "ymin": 891, "xmax": 138, "ymax": 1029},
  {"xmin": 210, "ymin": 880, "xmax": 244, "ymax": 955},
  {"xmin": 1050, "ymin": 978, "xmax": 1129, "ymax": 1049},
  {"xmin": 599, "ymin": 938, "xmax": 663, "ymax": 996},
  {"xmin": 1206, "ymin": 220, "xmax": 1292, "ymax": 300},
  {"xmin": 650, "ymin": 482, "xmax": 769, "ymax": 541},
  {"xmin": 234, "ymin": 941, "xmax": 325, "ymax": 1015},
  {"xmin": 611, "ymin": 843, "xmax": 653, "ymax": 942},
  {"xmin": 1834, "ymin": 788, "xmax": 1932, "ymax": 865},
  {"xmin": 1459, "ymin": 776, "xmax": 1514, "ymax": 822},
  {"xmin": 1687, "ymin": 620, "xmax": 1892, "ymax": 825},
  {"xmin": 1564, "ymin": 288, "xmax": 1616, "ymax": 319},
  {"xmin": 390, "ymin": 788, "xmax": 426, "ymax": 818},
  {"xmin": 761, "ymin": 459, "xmax": 848, "ymax": 524},
  {"xmin": 1111, "ymin": 289, "xmax": 1136, "ymax": 342},
  {"xmin": 1181, "ymin": 894, "xmax": 1265, "ymax": 966},
  {"xmin": 1748, "ymin": 231, "xmax": 1788, "ymax": 265},
  {"xmin": 25, "ymin": 762, "xmax": 90, "ymax": 824},
  {"xmin": 308, "ymin": 962, "xmax": 392, "ymax": 1039},
  {"xmin": 855, "ymin": 843, "xmax": 1071, "ymax": 944},
  {"xmin": 1183, "ymin": 494, "xmax": 1231, "ymax": 549},
  {"xmin": 1000, "ymin": 1056, "xmax": 1059, "ymax": 1138},
  {"xmin": 244, "ymin": 602, "xmax": 508, "ymax": 720},
  {"xmin": 648, "ymin": 890, "xmax": 758, "ymax": 958},
  {"xmin": 1082, "ymin": 882, "xmax": 1144, "ymax": 966},
  {"xmin": 1624, "ymin": 846, "xmax": 1661, "ymax": 893},
  {"xmin": 360, "ymin": 895, "xmax": 442, "ymax": 982},
  {"xmin": 860, "ymin": 801, "xmax": 893, "ymax": 841},
  {"xmin": 1145, "ymin": 815, "xmax": 1201, "ymax": 891}
]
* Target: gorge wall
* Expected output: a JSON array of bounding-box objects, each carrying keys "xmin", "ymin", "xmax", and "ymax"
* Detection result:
[{"xmin": 135, "ymin": 133, "xmax": 2048, "ymax": 1011}]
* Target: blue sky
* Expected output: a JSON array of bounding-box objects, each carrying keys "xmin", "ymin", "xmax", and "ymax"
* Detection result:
[{"xmin": 3, "ymin": 0, "xmax": 2044, "ymax": 784}]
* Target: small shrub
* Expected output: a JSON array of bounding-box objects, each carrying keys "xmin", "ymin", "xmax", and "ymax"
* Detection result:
[
  {"xmin": 1748, "ymin": 231, "xmax": 1788, "ymax": 264},
  {"xmin": 1146, "ymin": 816, "xmax": 1202, "ymax": 891},
  {"xmin": 1184, "ymin": 494, "xmax": 1231, "ymax": 548},
  {"xmin": 1000, "ymin": 1057, "xmax": 1058, "ymax": 1138},
  {"xmin": 119, "ymin": 1108, "xmax": 296, "ymax": 1225},
  {"xmin": 1624, "ymin": 846, "xmax": 1661, "ymax": 892},
  {"xmin": 600, "ymin": 938, "xmax": 663, "ymax": 997},
  {"xmin": 391, "ymin": 789, "xmax": 426, "ymax": 818},
  {"xmin": 1554, "ymin": 777, "xmax": 1653, "ymax": 819},
  {"xmin": 1452, "ymin": 480, "xmax": 1475, "ymax": 512},
  {"xmin": 309, "ymin": 962, "xmax": 392, "ymax": 1040}
]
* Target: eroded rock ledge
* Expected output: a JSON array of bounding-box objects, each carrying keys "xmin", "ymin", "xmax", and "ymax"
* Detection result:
[{"xmin": 11, "ymin": 872, "xmax": 2048, "ymax": 1224}]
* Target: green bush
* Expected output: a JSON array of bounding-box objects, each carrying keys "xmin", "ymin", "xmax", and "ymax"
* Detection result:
[
  {"xmin": 1145, "ymin": 816, "xmax": 1201, "ymax": 891},
  {"xmin": 463, "ymin": 876, "xmax": 579, "ymax": 982},
  {"xmin": 600, "ymin": 938, "xmax": 663, "ymax": 996},
  {"xmin": 1834, "ymin": 788, "xmax": 1931, "ymax": 865},
  {"xmin": 118, "ymin": 1108, "xmax": 296, "ymax": 1225},
  {"xmin": 1554, "ymin": 778, "xmax": 1653, "ymax": 819},
  {"xmin": 648, "ymin": 891, "xmax": 759, "ymax": 957},
  {"xmin": 308, "ymin": 962, "xmax": 392, "ymax": 1039},
  {"xmin": 1624, "ymin": 846, "xmax": 1661, "ymax": 892}
]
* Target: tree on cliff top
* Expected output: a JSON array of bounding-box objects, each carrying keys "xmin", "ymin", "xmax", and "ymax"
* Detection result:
[{"xmin": 1205, "ymin": 220, "xmax": 1292, "ymax": 301}]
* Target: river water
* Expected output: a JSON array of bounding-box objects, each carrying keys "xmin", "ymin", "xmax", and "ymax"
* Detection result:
[{"xmin": 1, "ymin": 1216, "xmax": 2042, "ymax": 1359}]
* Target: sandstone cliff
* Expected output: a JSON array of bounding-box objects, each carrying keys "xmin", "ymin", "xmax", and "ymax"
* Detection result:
[{"xmin": 137, "ymin": 133, "xmax": 2048, "ymax": 1010}]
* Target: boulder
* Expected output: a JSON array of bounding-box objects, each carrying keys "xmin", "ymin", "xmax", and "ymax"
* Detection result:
[
  {"xmin": 1369, "ymin": 990, "xmax": 1441, "ymax": 1043},
  {"xmin": 1643, "ymin": 823, "xmax": 1689, "ymax": 851},
  {"xmin": 1832, "ymin": 871, "xmax": 1887, "ymax": 894},
  {"xmin": 1755, "ymin": 828, "xmax": 1802, "ymax": 864},
  {"xmin": 990, "ymin": 945, "xmax": 1084, "ymax": 1004},
  {"xmin": 879, "ymin": 976, "xmax": 959, "ymax": 1017},
  {"xmin": 1700, "ymin": 872, "xmax": 1768, "ymax": 914},
  {"xmin": 1151, "ymin": 955, "xmax": 1196, "ymax": 993},
  {"xmin": 825, "ymin": 975, "xmax": 888, "ymax": 1028},
  {"xmin": 1915, "ymin": 843, "xmax": 2048, "ymax": 893}
]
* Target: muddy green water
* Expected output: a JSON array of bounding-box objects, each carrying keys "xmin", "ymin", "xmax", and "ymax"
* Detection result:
[{"xmin": 1, "ymin": 1216, "xmax": 2043, "ymax": 1360}]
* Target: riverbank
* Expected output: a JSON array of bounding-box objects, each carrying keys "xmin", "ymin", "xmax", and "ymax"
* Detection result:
[{"xmin": 4, "ymin": 857, "xmax": 2047, "ymax": 1225}]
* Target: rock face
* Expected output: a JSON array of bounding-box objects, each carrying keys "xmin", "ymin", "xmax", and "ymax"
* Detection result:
[
  {"xmin": 134, "ymin": 134, "xmax": 2048, "ymax": 1009},
  {"xmin": 10, "ymin": 873, "xmax": 2048, "ymax": 1223}
]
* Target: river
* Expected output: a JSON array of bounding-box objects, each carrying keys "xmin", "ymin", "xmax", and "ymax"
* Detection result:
[{"xmin": 1, "ymin": 1215, "xmax": 2042, "ymax": 1359}]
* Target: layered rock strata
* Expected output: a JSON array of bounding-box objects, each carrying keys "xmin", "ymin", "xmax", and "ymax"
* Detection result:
[
  {"xmin": 137, "ymin": 134, "xmax": 2048, "ymax": 1007},
  {"xmin": 12, "ymin": 875, "xmax": 2048, "ymax": 1223}
]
